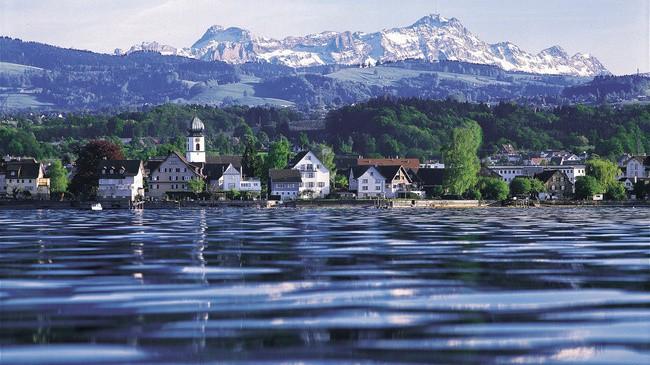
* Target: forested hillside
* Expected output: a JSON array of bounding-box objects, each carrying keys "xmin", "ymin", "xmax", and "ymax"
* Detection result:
[
  {"xmin": 325, "ymin": 98, "xmax": 650, "ymax": 159},
  {"xmin": 2, "ymin": 100, "xmax": 649, "ymax": 162}
]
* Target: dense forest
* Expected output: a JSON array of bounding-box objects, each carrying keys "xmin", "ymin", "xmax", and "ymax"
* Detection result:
[
  {"xmin": 1, "ymin": 99, "xmax": 649, "ymax": 162},
  {"xmin": 325, "ymin": 98, "xmax": 650, "ymax": 159},
  {"xmin": 562, "ymin": 74, "xmax": 650, "ymax": 103}
]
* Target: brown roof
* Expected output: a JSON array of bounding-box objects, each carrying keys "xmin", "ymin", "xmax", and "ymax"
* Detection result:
[
  {"xmin": 206, "ymin": 155, "xmax": 242, "ymax": 169},
  {"xmin": 357, "ymin": 158, "xmax": 420, "ymax": 171},
  {"xmin": 269, "ymin": 169, "xmax": 302, "ymax": 182},
  {"xmin": 4, "ymin": 160, "xmax": 42, "ymax": 179}
]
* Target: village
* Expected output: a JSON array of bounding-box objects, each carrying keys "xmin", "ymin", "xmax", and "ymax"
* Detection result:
[{"xmin": 1, "ymin": 117, "xmax": 649, "ymax": 209}]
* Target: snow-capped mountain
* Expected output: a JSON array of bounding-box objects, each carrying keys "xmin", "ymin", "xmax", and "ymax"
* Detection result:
[{"xmin": 118, "ymin": 14, "xmax": 609, "ymax": 76}]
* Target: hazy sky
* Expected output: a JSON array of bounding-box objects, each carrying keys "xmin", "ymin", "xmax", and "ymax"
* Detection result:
[{"xmin": 1, "ymin": 0, "xmax": 648, "ymax": 75}]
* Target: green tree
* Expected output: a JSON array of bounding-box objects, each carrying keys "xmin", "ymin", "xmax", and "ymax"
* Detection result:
[
  {"xmin": 442, "ymin": 120, "xmax": 482, "ymax": 196},
  {"xmin": 575, "ymin": 176, "xmax": 604, "ymax": 200},
  {"xmin": 47, "ymin": 160, "xmax": 68, "ymax": 200},
  {"xmin": 510, "ymin": 177, "xmax": 532, "ymax": 197},
  {"xmin": 188, "ymin": 178, "xmax": 206, "ymax": 195},
  {"xmin": 529, "ymin": 178, "xmax": 546, "ymax": 197},
  {"xmin": 605, "ymin": 182, "xmax": 627, "ymax": 201},
  {"xmin": 334, "ymin": 174, "xmax": 349, "ymax": 190},
  {"xmin": 312, "ymin": 143, "xmax": 337, "ymax": 182},
  {"xmin": 477, "ymin": 176, "xmax": 509, "ymax": 201},
  {"xmin": 241, "ymin": 136, "xmax": 264, "ymax": 178},
  {"xmin": 587, "ymin": 158, "xmax": 621, "ymax": 190},
  {"xmin": 266, "ymin": 137, "xmax": 291, "ymax": 170},
  {"xmin": 633, "ymin": 181, "xmax": 648, "ymax": 200},
  {"xmin": 298, "ymin": 132, "xmax": 310, "ymax": 149},
  {"xmin": 587, "ymin": 158, "xmax": 626, "ymax": 200}
]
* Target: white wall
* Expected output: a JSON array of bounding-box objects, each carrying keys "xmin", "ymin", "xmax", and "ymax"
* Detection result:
[
  {"xmin": 293, "ymin": 151, "xmax": 330, "ymax": 198},
  {"xmin": 356, "ymin": 167, "xmax": 385, "ymax": 198},
  {"xmin": 98, "ymin": 168, "xmax": 144, "ymax": 201}
]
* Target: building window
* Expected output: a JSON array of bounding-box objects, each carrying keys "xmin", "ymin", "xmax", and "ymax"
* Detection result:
[
  {"xmin": 376, "ymin": 185, "xmax": 381, "ymax": 190},
  {"xmin": 318, "ymin": 182, "xmax": 325, "ymax": 188},
  {"xmin": 196, "ymin": 143, "xmax": 200, "ymax": 151},
  {"xmin": 362, "ymin": 186, "xmax": 368, "ymax": 191},
  {"xmin": 362, "ymin": 179, "xmax": 368, "ymax": 183}
]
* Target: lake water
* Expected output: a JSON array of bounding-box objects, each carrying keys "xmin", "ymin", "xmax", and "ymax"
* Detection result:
[{"xmin": 1, "ymin": 208, "xmax": 649, "ymax": 364}]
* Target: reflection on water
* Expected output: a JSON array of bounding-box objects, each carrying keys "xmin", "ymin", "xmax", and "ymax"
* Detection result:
[{"xmin": 1, "ymin": 208, "xmax": 649, "ymax": 364}]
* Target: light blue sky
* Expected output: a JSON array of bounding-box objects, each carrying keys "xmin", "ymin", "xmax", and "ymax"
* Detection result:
[{"xmin": 1, "ymin": 0, "xmax": 648, "ymax": 75}]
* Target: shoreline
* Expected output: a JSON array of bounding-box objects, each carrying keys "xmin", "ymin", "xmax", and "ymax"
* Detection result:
[{"xmin": 0, "ymin": 199, "xmax": 649, "ymax": 210}]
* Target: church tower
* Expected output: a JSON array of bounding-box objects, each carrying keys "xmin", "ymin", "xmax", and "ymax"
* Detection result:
[{"xmin": 186, "ymin": 116, "xmax": 206, "ymax": 163}]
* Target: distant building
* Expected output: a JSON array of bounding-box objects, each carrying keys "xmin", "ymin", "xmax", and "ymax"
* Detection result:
[
  {"xmin": 186, "ymin": 116, "xmax": 206, "ymax": 164},
  {"xmin": 148, "ymin": 151, "xmax": 204, "ymax": 199},
  {"xmin": 420, "ymin": 160, "xmax": 445, "ymax": 169},
  {"xmin": 288, "ymin": 151, "xmax": 330, "ymax": 199},
  {"xmin": 352, "ymin": 166, "xmax": 386, "ymax": 198},
  {"xmin": 204, "ymin": 162, "xmax": 261, "ymax": 193},
  {"xmin": 351, "ymin": 165, "xmax": 413, "ymax": 199},
  {"xmin": 488, "ymin": 164, "xmax": 585, "ymax": 185},
  {"xmin": 623, "ymin": 156, "xmax": 650, "ymax": 178},
  {"xmin": 0, "ymin": 158, "xmax": 50, "ymax": 199},
  {"xmin": 269, "ymin": 169, "xmax": 302, "ymax": 201},
  {"xmin": 97, "ymin": 160, "xmax": 145, "ymax": 202},
  {"xmin": 534, "ymin": 170, "xmax": 573, "ymax": 200},
  {"xmin": 415, "ymin": 168, "xmax": 446, "ymax": 197}
]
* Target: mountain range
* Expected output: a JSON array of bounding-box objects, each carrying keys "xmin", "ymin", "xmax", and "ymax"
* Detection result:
[{"xmin": 117, "ymin": 14, "xmax": 609, "ymax": 77}]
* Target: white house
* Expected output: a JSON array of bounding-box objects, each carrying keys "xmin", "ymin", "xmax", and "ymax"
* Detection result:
[
  {"xmin": 288, "ymin": 151, "xmax": 330, "ymax": 199},
  {"xmin": 353, "ymin": 165, "xmax": 413, "ymax": 199},
  {"xmin": 545, "ymin": 165, "xmax": 586, "ymax": 184},
  {"xmin": 1, "ymin": 158, "xmax": 50, "ymax": 199},
  {"xmin": 98, "ymin": 160, "xmax": 145, "ymax": 202},
  {"xmin": 205, "ymin": 163, "xmax": 261, "ymax": 193},
  {"xmin": 355, "ymin": 166, "xmax": 387, "ymax": 198},
  {"xmin": 269, "ymin": 169, "xmax": 302, "ymax": 201},
  {"xmin": 489, "ymin": 165, "xmax": 585, "ymax": 184},
  {"xmin": 624, "ymin": 156, "xmax": 649, "ymax": 178}
]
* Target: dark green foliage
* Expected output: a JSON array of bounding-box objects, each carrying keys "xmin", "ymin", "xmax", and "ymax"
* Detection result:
[
  {"xmin": 443, "ymin": 120, "xmax": 482, "ymax": 195},
  {"xmin": 477, "ymin": 176, "xmax": 509, "ymax": 201},
  {"xmin": 47, "ymin": 160, "xmax": 68, "ymax": 194},
  {"xmin": 325, "ymin": 98, "xmax": 650, "ymax": 160},
  {"xmin": 563, "ymin": 74, "xmax": 650, "ymax": 103},
  {"xmin": 575, "ymin": 176, "xmax": 604, "ymax": 200},
  {"xmin": 69, "ymin": 140, "xmax": 124, "ymax": 199},
  {"xmin": 265, "ymin": 137, "xmax": 291, "ymax": 171},
  {"xmin": 510, "ymin": 177, "xmax": 533, "ymax": 197}
]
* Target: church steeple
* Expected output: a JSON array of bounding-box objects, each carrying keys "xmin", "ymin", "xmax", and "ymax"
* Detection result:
[{"xmin": 186, "ymin": 116, "xmax": 206, "ymax": 163}]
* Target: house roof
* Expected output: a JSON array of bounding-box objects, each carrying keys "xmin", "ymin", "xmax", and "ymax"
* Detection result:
[
  {"xmin": 287, "ymin": 151, "xmax": 310, "ymax": 168},
  {"xmin": 376, "ymin": 165, "xmax": 410, "ymax": 182},
  {"xmin": 190, "ymin": 116, "xmax": 204, "ymax": 131},
  {"xmin": 357, "ymin": 158, "xmax": 420, "ymax": 171},
  {"xmin": 627, "ymin": 155, "xmax": 650, "ymax": 166},
  {"xmin": 144, "ymin": 159, "xmax": 164, "ymax": 173},
  {"xmin": 4, "ymin": 160, "xmax": 42, "ymax": 179},
  {"xmin": 534, "ymin": 170, "xmax": 560, "ymax": 183},
  {"xmin": 416, "ymin": 168, "xmax": 445, "ymax": 186},
  {"xmin": 98, "ymin": 160, "xmax": 142, "ymax": 179},
  {"xmin": 479, "ymin": 167, "xmax": 502, "ymax": 178},
  {"xmin": 206, "ymin": 155, "xmax": 242, "ymax": 169},
  {"xmin": 349, "ymin": 166, "xmax": 371, "ymax": 179},
  {"xmin": 269, "ymin": 169, "xmax": 302, "ymax": 182},
  {"xmin": 203, "ymin": 163, "xmax": 233, "ymax": 181}
]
